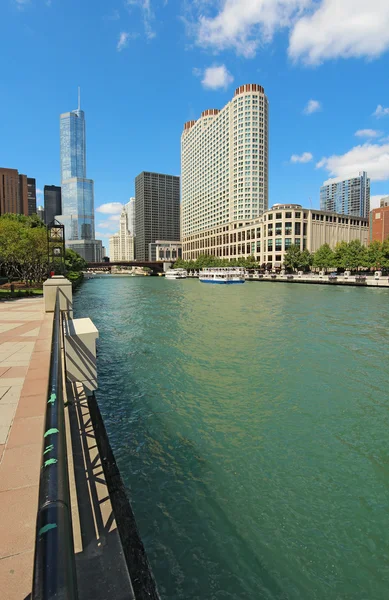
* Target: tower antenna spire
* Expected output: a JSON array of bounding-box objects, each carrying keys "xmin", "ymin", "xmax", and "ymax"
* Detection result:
[{"xmin": 78, "ymin": 86, "xmax": 81, "ymax": 111}]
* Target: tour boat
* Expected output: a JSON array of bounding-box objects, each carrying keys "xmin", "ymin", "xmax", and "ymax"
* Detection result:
[
  {"xmin": 165, "ymin": 268, "xmax": 188, "ymax": 280},
  {"xmin": 199, "ymin": 267, "xmax": 246, "ymax": 284}
]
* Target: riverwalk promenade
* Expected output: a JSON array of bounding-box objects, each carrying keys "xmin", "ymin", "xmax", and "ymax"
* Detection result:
[
  {"xmin": 0, "ymin": 298, "xmax": 53, "ymax": 598},
  {"xmin": 0, "ymin": 294, "xmax": 145, "ymax": 600}
]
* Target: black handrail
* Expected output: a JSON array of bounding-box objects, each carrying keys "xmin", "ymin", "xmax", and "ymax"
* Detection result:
[{"xmin": 32, "ymin": 289, "xmax": 78, "ymax": 600}]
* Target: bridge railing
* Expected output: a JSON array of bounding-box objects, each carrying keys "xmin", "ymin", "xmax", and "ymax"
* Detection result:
[{"xmin": 32, "ymin": 288, "xmax": 78, "ymax": 600}]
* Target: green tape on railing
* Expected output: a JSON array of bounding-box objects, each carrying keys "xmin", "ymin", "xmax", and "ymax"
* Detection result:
[
  {"xmin": 44, "ymin": 428, "xmax": 59, "ymax": 438},
  {"xmin": 38, "ymin": 523, "xmax": 57, "ymax": 536},
  {"xmin": 43, "ymin": 458, "xmax": 58, "ymax": 468},
  {"xmin": 48, "ymin": 393, "xmax": 56, "ymax": 404},
  {"xmin": 43, "ymin": 444, "xmax": 54, "ymax": 455}
]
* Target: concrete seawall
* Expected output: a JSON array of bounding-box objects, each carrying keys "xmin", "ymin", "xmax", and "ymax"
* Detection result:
[{"xmin": 244, "ymin": 274, "xmax": 389, "ymax": 288}]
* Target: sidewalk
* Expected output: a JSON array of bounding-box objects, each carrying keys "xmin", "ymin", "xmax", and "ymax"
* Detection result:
[{"xmin": 0, "ymin": 298, "xmax": 53, "ymax": 600}]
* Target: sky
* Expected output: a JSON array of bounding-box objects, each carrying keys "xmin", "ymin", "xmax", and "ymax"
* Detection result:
[{"xmin": 1, "ymin": 0, "xmax": 389, "ymax": 250}]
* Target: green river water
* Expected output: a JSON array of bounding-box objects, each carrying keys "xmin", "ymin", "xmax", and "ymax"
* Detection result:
[{"xmin": 74, "ymin": 277, "xmax": 389, "ymax": 600}]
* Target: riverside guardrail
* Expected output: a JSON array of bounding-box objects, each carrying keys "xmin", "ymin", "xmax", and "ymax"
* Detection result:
[{"xmin": 32, "ymin": 288, "xmax": 78, "ymax": 600}]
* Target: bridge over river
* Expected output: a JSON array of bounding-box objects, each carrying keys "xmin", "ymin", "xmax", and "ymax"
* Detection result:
[{"xmin": 86, "ymin": 261, "xmax": 170, "ymax": 273}]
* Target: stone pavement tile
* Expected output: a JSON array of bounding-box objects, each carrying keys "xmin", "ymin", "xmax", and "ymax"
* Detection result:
[
  {"xmin": 0, "ymin": 550, "xmax": 33, "ymax": 600},
  {"xmin": 0, "ymin": 366, "xmax": 28, "ymax": 378},
  {"xmin": 0, "ymin": 404, "xmax": 16, "ymax": 432},
  {"xmin": 21, "ymin": 378, "xmax": 48, "ymax": 398},
  {"xmin": 15, "ymin": 394, "xmax": 46, "ymax": 419},
  {"xmin": 0, "ymin": 378, "xmax": 25, "ymax": 389},
  {"xmin": 25, "ymin": 367, "xmax": 49, "ymax": 382},
  {"xmin": 29, "ymin": 352, "xmax": 50, "ymax": 370},
  {"xmin": 0, "ymin": 486, "xmax": 38, "ymax": 558},
  {"xmin": 33, "ymin": 339, "xmax": 51, "ymax": 353},
  {"xmin": 7, "ymin": 416, "xmax": 44, "ymax": 449},
  {"xmin": 0, "ymin": 443, "xmax": 41, "ymax": 491},
  {"xmin": 0, "ymin": 386, "xmax": 23, "ymax": 406},
  {"xmin": 0, "ymin": 425, "xmax": 10, "ymax": 445},
  {"xmin": 21, "ymin": 327, "xmax": 40, "ymax": 337},
  {"xmin": 0, "ymin": 444, "xmax": 4, "ymax": 461},
  {"xmin": 0, "ymin": 366, "xmax": 11, "ymax": 376},
  {"xmin": 0, "ymin": 385, "xmax": 11, "ymax": 401},
  {"xmin": 0, "ymin": 323, "xmax": 21, "ymax": 333}
]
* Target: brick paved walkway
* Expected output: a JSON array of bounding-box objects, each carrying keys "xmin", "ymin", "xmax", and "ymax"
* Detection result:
[{"xmin": 0, "ymin": 298, "xmax": 53, "ymax": 600}]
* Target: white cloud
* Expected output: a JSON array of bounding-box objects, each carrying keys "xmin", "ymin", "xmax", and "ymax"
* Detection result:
[
  {"xmin": 117, "ymin": 32, "xmax": 130, "ymax": 51},
  {"xmin": 95, "ymin": 230, "xmax": 117, "ymax": 239},
  {"xmin": 96, "ymin": 202, "xmax": 124, "ymax": 214},
  {"xmin": 290, "ymin": 152, "xmax": 313, "ymax": 163},
  {"xmin": 127, "ymin": 0, "xmax": 156, "ymax": 40},
  {"xmin": 317, "ymin": 142, "xmax": 389, "ymax": 182},
  {"xmin": 192, "ymin": 1, "xmax": 389, "ymax": 65},
  {"xmin": 373, "ymin": 105, "xmax": 389, "ymax": 118},
  {"xmin": 196, "ymin": 0, "xmax": 309, "ymax": 58},
  {"xmin": 201, "ymin": 65, "xmax": 234, "ymax": 90},
  {"xmin": 192, "ymin": 67, "xmax": 202, "ymax": 77},
  {"xmin": 355, "ymin": 129, "xmax": 382, "ymax": 138},
  {"xmin": 370, "ymin": 194, "xmax": 389, "ymax": 209},
  {"xmin": 303, "ymin": 99, "xmax": 321, "ymax": 115},
  {"xmin": 289, "ymin": 1, "xmax": 389, "ymax": 65},
  {"xmin": 36, "ymin": 188, "xmax": 43, "ymax": 195}
]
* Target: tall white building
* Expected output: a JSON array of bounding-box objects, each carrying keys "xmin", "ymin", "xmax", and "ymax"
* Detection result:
[
  {"xmin": 125, "ymin": 197, "xmax": 135, "ymax": 234},
  {"xmin": 109, "ymin": 208, "xmax": 134, "ymax": 261},
  {"xmin": 320, "ymin": 171, "xmax": 370, "ymax": 218},
  {"xmin": 181, "ymin": 83, "xmax": 269, "ymax": 239}
]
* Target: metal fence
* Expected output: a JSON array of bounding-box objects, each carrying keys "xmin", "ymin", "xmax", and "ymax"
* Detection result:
[{"xmin": 32, "ymin": 289, "xmax": 78, "ymax": 600}]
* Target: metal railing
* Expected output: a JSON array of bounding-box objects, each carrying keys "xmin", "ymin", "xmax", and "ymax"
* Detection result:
[{"xmin": 32, "ymin": 289, "xmax": 78, "ymax": 600}]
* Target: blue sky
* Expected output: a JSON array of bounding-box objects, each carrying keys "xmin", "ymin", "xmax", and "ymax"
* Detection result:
[{"xmin": 1, "ymin": 0, "xmax": 389, "ymax": 249}]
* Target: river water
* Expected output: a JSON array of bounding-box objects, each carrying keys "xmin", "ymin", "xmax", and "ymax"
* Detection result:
[{"xmin": 74, "ymin": 277, "xmax": 389, "ymax": 600}]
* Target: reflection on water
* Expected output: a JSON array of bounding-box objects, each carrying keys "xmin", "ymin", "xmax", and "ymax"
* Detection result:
[{"xmin": 74, "ymin": 279, "xmax": 389, "ymax": 600}]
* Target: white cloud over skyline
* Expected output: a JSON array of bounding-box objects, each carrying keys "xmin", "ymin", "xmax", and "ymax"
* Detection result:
[
  {"xmin": 370, "ymin": 194, "xmax": 389, "ymax": 209},
  {"xmin": 373, "ymin": 105, "xmax": 389, "ymax": 118},
  {"xmin": 192, "ymin": 1, "xmax": 389, "ymax": 65},
  {"xmin": 303, "ymin": 99, "xmax": 321, "ymax": 115},
  {"xmin": 201, "ymin": 65, "xmax": 234, "ymax": 90},
  {"xmin": 355, "ymin": 129, "xmax": 382, "ymax": 138},
  {"xmin": 117, "ymin": 32, "xmax": 130, "ymax": 51},
  {"xmin": 96, "ymin": 202, "xmax": 124, "ymax": 214},
  {"xmin": 290, "ymin": 152, "xmax": 313, "ymax": 163},
  {"xmin": 317, "ymin": 142, "xmax": 389, "ymax": 182}
]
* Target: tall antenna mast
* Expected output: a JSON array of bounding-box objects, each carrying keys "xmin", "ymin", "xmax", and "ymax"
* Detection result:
[{"xmin": 78, "ymin": 86, "xmax": 81, "ymax": 111}]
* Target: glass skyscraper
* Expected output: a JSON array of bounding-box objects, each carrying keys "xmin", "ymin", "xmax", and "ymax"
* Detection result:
[
  {"xmin": 320, "ymin": 171, "xmax": 370, "ymax": 218},
  {"xmin": 59, "ymin": 98, "xmax": 100, "ymax": 260}
]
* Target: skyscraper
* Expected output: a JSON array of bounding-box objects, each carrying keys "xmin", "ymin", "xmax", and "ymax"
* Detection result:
[
  {"xmin": 0, "ymin": 167, "xmax": 28, "ymax": 216},
  {"xmin": 44, "ymin": 185, "xmax": 62, "ymax": 225},
  {"xmin": 109, "ymin": 208, "xmax": 134, "ymax": 261},
  {"xmin": 59, "ymin": 91, "xmax": 101, "ymax": 261},
  {"xmin": 27, "ymin": 178, "xmax": 36, "ymax": 216},
  {"xmin": 125, "ymin": 197, "xmax": 135, "ymax": 234},
  {"xmin": 135, "ymin": 172, "xmax": 180, "ymax": 261},
  {"xmin": 181, "ymin": 83, "xmax": 269, "ymax": 239},
  {"xmin": 320, "ymin": 171, "xmax": 370, "ymax": 218}
]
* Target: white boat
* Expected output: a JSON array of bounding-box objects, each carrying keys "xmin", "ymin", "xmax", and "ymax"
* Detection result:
[
  {"xmin": 199, "ymin": 267, "xmax": 246, "ymax": 284},
  {"xmin": 165, "ymin": 268, "xmax": 188, "ymax": 280}
]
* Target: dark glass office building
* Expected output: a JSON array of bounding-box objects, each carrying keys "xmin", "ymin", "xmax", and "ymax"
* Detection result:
[
  {"xmin": 27, "ymin": 178, "xmax": 36, "ymax": 216},
  {"xmin": 135, "ymin": 172, "xmax": 180, "ymax": 261},
  {"xmin": 44, "ymin": 185, "xmax": 62, "ymax": 225}
]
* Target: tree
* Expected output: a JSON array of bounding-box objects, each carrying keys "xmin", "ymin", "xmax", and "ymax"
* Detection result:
[
  {"xmin": 300, "ymin": 249, "xmax": 313, "ymax": 272},
  {"xmin": 0, "ymin": 215, "xmax": 48, "ymax": 283},
  {"xmin": 65, "ymin": 249, "xmax": 87, "ymax": 272},
  {"xmin": 381, "ymin": 239, "xmax": 389, "ymax": 270},
  {"xmin": 283, "ymin": 245, "xmax": 302, "ymax": 272},
  {"xmin": 367, "ymin": 241, "xmax": 383, "ymax": 271},
  {"xmin": 344, "ymin": 240, "xmax": 368, "ymax": 271},
  {"xmin": 313, "ymin": 243, "xmax": 334, "ymax": 271}
]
